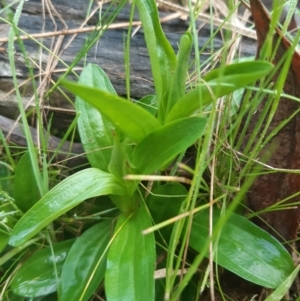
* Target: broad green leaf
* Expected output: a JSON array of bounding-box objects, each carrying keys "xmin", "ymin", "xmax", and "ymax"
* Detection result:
[
  {"xmin": 60, "ymin": 221, "xmax": 111, "ymax": 301},
  {"xmin": 108, "ymin": 137, "xmax": 132, "ymax": 181},
  {"xmin": 265, "ymin": 264, "xmax": 300, "ymax": 301},
  {"xmin": 147, "ymin": 183, "xmax": 187, "ymax": 224},
  {"xmin": 0, "ymin": 191, "xmax": 19, "ymax": 252},
  {"xmin": 76, "ymin": 64, "xmax": 114, "ymax": 171},
  {"xmin": 11, "ymin": 239, "xmax": 75, "ymax": 298},
  {"xmin": 133, "ymin": 117, "xmax": 207, "ymax": 175},
  {"xmin": 147, "ymin": 183, "xmax": 187, "ymax": 240},
  {"xmin": 61, "ymin": 80, "xmax": 161, "ymax": 143},
  {"xmin": 108, "ymin": 137, "xmax": 137, "ymax": 197},
  {"xmin": 9, "ymin": 168, "xmax": 125, "ymax": 247},
  {"xmin": 109, "ymin": 194, "xmax": 140, "ymax": 213},
  {"xmin": 166, "ymin": 61, "xmax": 273, "ymax": 122},
  {"xmin": 189, "ymin": 209, "xmax": 294, "ymax": 288},
  {"xmin": 0, "ymin": 231, "xmax": 9, "ymax": 253},
  {"xmin": 4, "ymin": 291, "xmax": 27, "ymax": 301},
  {"xmin": 14, "ymin": 152, "xmax": 40, "ymax": 212},
  {"xmin": 0, "ymin": 215, "xmax": 16, "ymax": 253},
  {"xmin": 105, "ymin": 204, "xmax": 155, "ymax": 301},
  {"xmin": 136, "ymin": 94, "xmax": 157, "ymax": 116},
  {"xmin": 165, "ymin": 32, "xmax": 192, "ymax": 118},
  {"xmin": 135, "ymin": 0, "xmax": 176, "ymax": 103},
  {"xmin": 0, "ymin": 163, "xmax": 14, "ymax": 195}
]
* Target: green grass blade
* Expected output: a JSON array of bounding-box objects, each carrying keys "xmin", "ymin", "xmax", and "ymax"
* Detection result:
[
  {"xmin": 50, "ymin": 0, "xmax": 128, "ymax": 94},
  {"xmin": 9, "ymin": 168, "xmax": 125, "ymax": 247},
  {"xmin": 265, "ymin": 264, "xmax": 300, "ymax": 301},
  {"xmin": 0, "ymin": 192, "xmax": 16, "ymax": 253},
  {"xmin": 7, "ymin": 0, "xmax": 45, "ymax": 196}
]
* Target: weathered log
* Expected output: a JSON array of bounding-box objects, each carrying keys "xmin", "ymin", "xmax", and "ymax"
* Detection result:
[{"xmin": 0, "ymin": 114, "xmax": 87, "ymax": 168}]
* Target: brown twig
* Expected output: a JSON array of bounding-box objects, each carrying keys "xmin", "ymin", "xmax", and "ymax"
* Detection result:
[{"xmin": 0, "ymin": 21, "xmax": 143, "ymax": 44}]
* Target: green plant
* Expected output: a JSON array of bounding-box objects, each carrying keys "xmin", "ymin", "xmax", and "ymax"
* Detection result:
[{"xmin": 1, "ymin": 0, "xmax": 298, "ymax": 300}]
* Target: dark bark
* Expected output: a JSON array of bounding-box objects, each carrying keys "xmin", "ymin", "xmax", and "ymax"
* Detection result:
[
  {"xmin": 240, "ymin": 0, "xmax": 300, "ymax": 246},
  {"xmin": 0, "ymin": 114, "xmax": 87, "ymax": 168}
]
